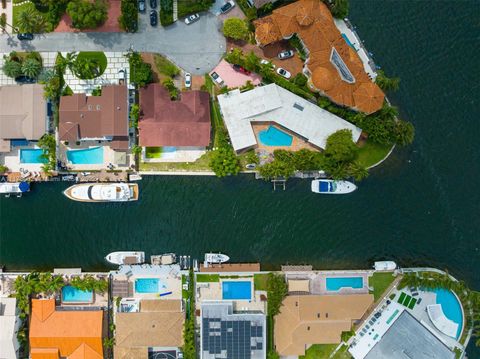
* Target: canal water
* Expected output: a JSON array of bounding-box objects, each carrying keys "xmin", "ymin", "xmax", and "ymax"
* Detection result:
[{"xmin": 1, "ymin": 0, "xmax": 479, "ymax": 355}]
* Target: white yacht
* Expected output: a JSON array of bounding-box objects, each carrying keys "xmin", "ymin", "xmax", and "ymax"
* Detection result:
[
  {"xmin": 105, "ymin": 251, "xmax": 145, "ymax": 265},
  {"xmin": 151, "ymin": 253, "xmax": 177, "ymax": 265},
  {"xmin": 204, "ymin": 252, "xmax": 230, "ymax": 266},
  {"xmin": 63, "ymin": 183, "xmax": 139, "ymax": 202},
  {"xmin": 0, "ymin": 181, "xmax": 29, "ymax": 197},
  {"xmin": 374, "ymin": 261, "xmax": 397, "ymax": 271},
  {"xmin": 311, "ymin": 179, "xmax": 357, "ymax": 194}
]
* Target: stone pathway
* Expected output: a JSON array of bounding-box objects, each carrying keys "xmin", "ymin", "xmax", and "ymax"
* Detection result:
[{"xmin": 173, "ymin": 0, "xmax": 178, "ymax": 22}]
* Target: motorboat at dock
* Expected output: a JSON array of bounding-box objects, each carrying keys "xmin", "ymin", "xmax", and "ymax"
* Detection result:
[
  {"xmin": 311, "ymin": 179, "xmax": 357, "ymax": 194},
  {"xmin": 63, "ymin": 182, "xmax": 139, "ymax": 202},
  {"xmin": 374, "ymin": 261, "xmax": 397, "ymax": 271},
  {"xmin": 105, "ymin": 251, "xmax": 145, "ymax": 265},
  {"xmin": 151, "ymin": 253, "xmax": 177, "ymax": 265},
  {"xmin": 0, "ymin": 181, "xmax": 30, "ymax": 197},
  {"xmin": 204, "ymin": 252, "xmax": 230, "ymax": 267}
]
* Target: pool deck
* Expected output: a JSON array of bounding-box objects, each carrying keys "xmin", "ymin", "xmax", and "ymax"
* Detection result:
[
  {"xmin": 252, "ymin": 123, "xmax": 319, "ymax": 153},
  {"xmin": 0, "ymin": 146, "xmax": 46, "ymax": 172}
]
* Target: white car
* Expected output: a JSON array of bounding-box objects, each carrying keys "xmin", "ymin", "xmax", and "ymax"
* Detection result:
[
  {"xmin": 185, "ymin": 13, "xmax": 200, "ymax": 25},
  {"xmin": 260, "ymin": 59, "xmax": 276, "ymax": 69},
  {"xmin": 276, "ymin": 67, "xmax": 291, "ymax": 79},
  {"xmin": 185, "ymin": 72, "xmax": 192, "ymax": 88}
]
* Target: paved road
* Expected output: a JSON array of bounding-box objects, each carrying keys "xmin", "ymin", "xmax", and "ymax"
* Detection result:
[{"xmin": 0, "ymin": 12, "xmax": 226, "ymax": 75}]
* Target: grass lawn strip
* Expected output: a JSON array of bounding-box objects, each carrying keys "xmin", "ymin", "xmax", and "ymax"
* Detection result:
[
  {"xmin": 369, "ymin": 272, "xmax": 396, "ymax": 301},
  {"xmin": 145, "ymin": 147, "xmax": 163, "ymax": 159},
  {"xmin": 398, "ymin": 292, "xmax": 406, "ymax": 304},
  {"xmin": 182, "ymin": 275, "xmax": 188, "ymax": 299},
  {"xmin": 196, "ymin": 274, "xmax": 220, "ymax": 282},
  {"xmin": 139, "ymin": 151, "xmax": 213, "ymax": 172},
  {"xmin": 300, "ymin": 344, "xmax": 339, "ymax": 359},
  {"xmin": 356, "ymin": 140, "xmax": 393, "ymax": 168},
  {"xmin": 408, "ymin": 297, "xmax": 417, "ymax": 309},
  {"xmin": 253, "ymin": 273, "xmax": 269, "ymax": 291},
  {"xmin": 403, "ymin": 295, "xmax": 411, "ymax": 308},
  {"xmin": 76, "ymin": 52, "xmax": 108, "ymax": 78}
]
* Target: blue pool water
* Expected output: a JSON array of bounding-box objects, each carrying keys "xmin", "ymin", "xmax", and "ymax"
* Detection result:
[
  {"xmin": 258, "ymin": 126, "xmax": 293, "ymax": 146},
  {"xmin": 135, "ymin": 278, "xmax": 167, "ymax": 293},
  {"xmin": 326, "ymin": 276, "xmax": 364, "ymax": 291},
  {"xmin": 222, "ymin": 281, "xmax": 252, "ymax": 300},
  {"xmin": 61, "ymin": 286, "xmax": 93, "ymax": 303},
  {"xmin": 66, "ymin": 146, "xmax": 103, "ymax": 164},
  {"xmin": 19, "ymin": 149, "xmax": 48, "ymax": 164},
  {"xmin": 341, "ymin": 33, "xmax": 356, "ymax": 49},
  {"xmin": 435, "ymin": 289, "xmax": 463, "ymax": 338}
]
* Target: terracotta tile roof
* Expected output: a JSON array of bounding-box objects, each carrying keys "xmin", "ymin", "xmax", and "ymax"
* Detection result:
[
  {"xmin": 139, "ymin": 84, "xmax": 211, "ymax": 147},
  {"xmin": 31, "ymin": 348, "xmax": 60, "ymax": 359},
  {"xmin": 59, "ymin": 85, "xmax": 128, "ymax": 150},
  {"xmin": 254, "ymin": 0, "xmax": 384, "ymax": 114},
  {"xmin": 29, "ymin": 299, "xmax": 104, "ymax": 359},
  {"xmin": 275, "ymin": 294, "xmax": 373, "ymax": 356}
]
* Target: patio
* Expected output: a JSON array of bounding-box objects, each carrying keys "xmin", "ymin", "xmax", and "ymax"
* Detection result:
[
  {"xmin": 252, "ymin": 123, "xmax": 319, "ymax": 153},
  {"xmin": 210, "ymin": 59, "xmax": 262, "ymax": 88}
]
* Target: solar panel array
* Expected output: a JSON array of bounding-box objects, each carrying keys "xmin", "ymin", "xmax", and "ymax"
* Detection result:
[{"xmin": 202, "ymin": 317, "xmax": 264, "ymax": 359}]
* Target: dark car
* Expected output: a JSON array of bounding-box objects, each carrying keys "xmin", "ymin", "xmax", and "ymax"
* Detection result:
[
  {"xmin": 17, "ymin": 33, "xmax": 34, "ymax": 41},
  {"xmin": 233, "ymin": 64, "xmax": 251, "ymax": 75},
  {"xmin": 220, "ymin": 0, "xmax": 235, "ymax": 14},
  {"xmin": 15, "ymin": 75, "xmax": 36, "ymax": 84},
  {"xmin": 150, "ymin": 10, "xmax": 158, "ymax": 26},
  {"xmin": 150, "ymin": 0, "xmax": 157, "ymax": 8},
  {"xmin": 138, "ymin": 0, "xmax": 146, "ymax": 12}
]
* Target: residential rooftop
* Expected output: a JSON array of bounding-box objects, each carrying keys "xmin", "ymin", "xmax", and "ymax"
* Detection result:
[{"xmin": 0, "ymin": 297, "xmax": 20, "ymax": 359}]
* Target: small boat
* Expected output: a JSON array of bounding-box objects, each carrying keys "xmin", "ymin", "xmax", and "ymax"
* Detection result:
[
  {"xmin": 374, "ymin": 261, "xmax": 397, "ymax": 271},
  {"xmin": 105, "ymin": 251, "xmax": 145, "ymax": 265},
  {"xmin": 63, "ymin": 183, "xmax": 139, "ymax": 202},
  {"xmin": 311, "ymin": 179, "xmax": 357, "ymax": 194},
  {"xmin": 151, "ymin": 253, "xmax": 177, "ymax": 265},
  {"xmin": 204, "ymin": 252, "xmax": 230, "ymax": 266},
  {"xmin": 129, "ymin": 174, "xmax": 142, "ymax": 181},
  {"xmin": 0, "ymin": 181, "xmax": 29, "ymax": 197}
]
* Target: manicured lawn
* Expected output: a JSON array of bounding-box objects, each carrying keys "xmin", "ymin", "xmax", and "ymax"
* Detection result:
[
  {"xmin": 300, "ymin": 344, "xmax": 352, "ymax": 359},
  {"xmin": 254, "ymin": 273, "xmax": 269, "ymax": 291},
  {"xmin": 356, "ymin": 140, "xmax": 393, "ymax": 168},
  {"xmin": 75, "ymin": 52, "xmax": 108, "ymax": 78},
  {"xmin": 139, "ymin": 151, "xmax": 213, "ymax": 172},
  {"xmin": 154, "ymin": 54, "xmax": 179, "ymax": 77},
  {"xmin": 145, "ymin": 147, "xmax": 163, "ymax": 159},
  {"xmin": 182, "ymin": 275, "xmax": 189, "ymax": 299},
  {"xmin": 196, "ymin": 274, "xmax": 220, "ymax": 282},
  {"xmin": 178, "ymin": 0, "xmax": 214, "ymax": 18},
  {"xmin": 369, "ymin": 272, "xmax": 396, "ymax": 301}
]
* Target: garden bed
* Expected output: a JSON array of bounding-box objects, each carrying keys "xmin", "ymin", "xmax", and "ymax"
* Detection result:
[
  {"xmin": 160, "ymin": 0, "xmax": 174, "ymax": 26},
  {"xmin": 178, "ymin": 0, "xmax": 214, "ymax": 18},
  {"xmin": 74, "ymin": 52, "xmax": 108, "ymax": 79}
]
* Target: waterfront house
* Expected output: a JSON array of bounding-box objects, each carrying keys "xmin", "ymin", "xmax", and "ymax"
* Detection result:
[
  {"xmin": 139, "ymin": 84, "xmax": 211, "ymax": 163},
  {"xmin": 114, "ymin": 299, "xmax": 184, "ymax": 358},
  {"xmin": 58, "ymin": 85, "xmax": 130, "ymax": 169},
  {"xmin": 29, "ymin": 298, "xmax": 104, "ymax": 358},
  {"xmin": 254, "ymin": 0, "xmax": 384, "ymax": 114},
  {"xmin": 274, "ymin": 294, "xmax": 373, "ymax": 357},
  {"xmin": 0, "ymin": 84, "xmax": 47, "ymax": 171},
  {"xmin": 0, "ymin": 298, "xmax": 21, "ymax": 359},
  {"xmin": 217, "ymin": 83, "xmax": 362, "ymax": 153},
  {"xmin": 200, "ymin": 301, "xmax": 266, "ymax": 359}
]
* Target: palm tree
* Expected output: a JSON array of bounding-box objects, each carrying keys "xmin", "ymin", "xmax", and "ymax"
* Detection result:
[
  {"xmin": 73, "ymin": 57, "xmax": 100, "ymax": 79},
  {"xmin": 378, "ymin": 103, "xmax": 399, "ymax": 121},
  {"xmin": 16, "ymin": 7, "xmax": 45, "ymax": 34},
  {"xmin": 2, "ymin": 59, "xmax": 22, "ymax": 78},
  {"xmin": 375, "ymin": 70, "xmax": 400, "ymax": 92},
  {"xmin": 348, "ymin": 162, "xmax": 369, "ymax": 181},
  {"xmin": 21, "ymin": 58, "xmax": 42, "ymax": 78}
]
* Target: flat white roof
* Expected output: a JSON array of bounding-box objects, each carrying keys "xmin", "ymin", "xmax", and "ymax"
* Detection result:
[
  {"xmin": 0, "ymin": 298, "xmax": 20, "ymax": 359},
  {"xmin": 217, "ymin": 84, "xmax": 362, "ymax": 152}
]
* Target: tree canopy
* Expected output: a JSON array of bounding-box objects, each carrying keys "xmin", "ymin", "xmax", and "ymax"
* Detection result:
[
  {"xmin": 209, "ymin": 147, "xmax": 241, "ymax": 177},
  {"xmin": 127, "ymin": 52, "xmax": 154, "ymax": 87},
  {"xmin": 66, "ymin": 0, "xmax": 108, "ymax": 30},
  {"xmin": 329, "ymin": 0, "xmax": 349, "ymax": 19},
  {"xmin": 222, "ymin": 18, "xmax": 249, "ymax": 41}
]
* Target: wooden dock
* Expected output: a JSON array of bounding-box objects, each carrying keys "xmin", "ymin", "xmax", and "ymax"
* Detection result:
[
  {"xmin": 200, "ymin": 263, "xmax": 261, "ymax": 273},
  {"xmin": 76, "ymin": 170, "xmax": 128, "ymax": 183},
  {"xmin": 6, "ymin": 171, "xmax": 57, "ymax": 182}
]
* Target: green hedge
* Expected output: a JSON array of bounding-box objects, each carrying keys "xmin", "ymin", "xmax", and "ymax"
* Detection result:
[
  {"xmin": 119, "ymin": 0, "xmax": 138, "ymax": 32},
  {"xmin": 160, "ymin": 0, "xmax": 174, "ymax": 26},
  {"xmin": 178, "ymin": 0, "xmax": 214, "ymax": 18}
]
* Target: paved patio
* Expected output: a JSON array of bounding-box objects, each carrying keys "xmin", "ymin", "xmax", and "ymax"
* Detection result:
[
  {"xmin": 211, "ymin": 59, "xmax": 261, "ymax": 88},
  {"xmin": 252, "ymin": 123, "xmax": 318, "ymax": 153}
]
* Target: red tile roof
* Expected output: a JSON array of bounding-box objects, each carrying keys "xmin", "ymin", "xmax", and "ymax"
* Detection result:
[{"xmin": 139, "ymin": 84, "xmax": 211, "ymax": 147}]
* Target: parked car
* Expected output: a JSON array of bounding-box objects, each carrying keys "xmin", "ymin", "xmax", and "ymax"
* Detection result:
[
  {"xmin": 260, "ymin": 59, "xmax": 276, "ymax": 69},
  {"xmin": 150, "ymin": 10, "xmax": 158, "ymax": 26},
  {"xmin": 278, "ymin": 50, "xmax": 295, "ymax": 60},
  {"xmin": 276, "ymin": 67, "xmax": 291, "ymax": 79},
  {"xmin": 220, "ymin": 0, "xmax": 235, "ymax": 14},
  {"xmin": 15, "ymin": 75, "xmax": 36, "ymax": 84},
  {"xmin": 150, "ymin": 0, "xmax": 157, "ymax": 8},
  {"xmin": 185, "ymin": 13, "xmax": 200, "ymax": 25},
  {"xmin": 138, "ymin": 0, "xmax": 146, "ymax": 12},
  {"xmin": 232, "ymin": 64, "xmax": 251, "ymax": 75},
  {"xmin": 185, "ymin": 72, "xmax": 192, "ymax": 88},
  {"xmin": 210, "ymin": 72, "xmax": 224, "ymax": 86},
  {"xmin": 17, "ymin": 33, "xmax": 34, "ymax": 41}
]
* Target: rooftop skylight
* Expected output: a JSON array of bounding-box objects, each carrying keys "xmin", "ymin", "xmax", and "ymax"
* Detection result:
[{"xmin": 330, "ymin": 48, "xmax": 355, "ymax": 84}]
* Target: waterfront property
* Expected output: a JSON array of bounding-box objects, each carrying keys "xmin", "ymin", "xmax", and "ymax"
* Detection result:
[
  {"xmin": 0, "ymin": 298, "xmax": 21, "ymax": 359},
  {"xmin": 0, "ymin": 84, "xmax": 48, "ymax": 172},
  {"xmin": 29, "ymin": 298, "xmax": 104, "ymax": 358},
  {"xmin": 200, "ymin": 301, "xmax": 266, "ymax": 359},
  {"xmin": 139, "ymin": 84, "xmax": 211, "ymax": 163},
  {"xmin": 61, "ymin": 285, "xmax": 94, "ymax": 304},
  {"xmin": 326, "ymin": 276, "xmax": 364, "ymax": 291},
  {"xmin": 58, "ymin": 85, "xmax": 131, "ymax": 170},
  {"xmin": 222, "ymin": 281, "xmax": 252, "ymax": 300},
  {"xmin": 217, "ymin": 83, "xmax": 362, "ymax": 153},
  {"xmin": 254, "ymin": 0, "xmax": 385, "ymax": 114},
  {"xmin": 274, "ymin": 294, "xmax": 373, "ymax": 357}
]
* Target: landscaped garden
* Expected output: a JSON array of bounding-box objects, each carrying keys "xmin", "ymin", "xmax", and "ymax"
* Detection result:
[
  {"xmin": 300, "ymin": 344, "xmax": 352, "ymax": 359},
  {"xmin": 2, "ymin": 51, "xmax": 43, "ymax": 79},
  {"xmin": 145, "ymin": 147, "xmax": 163, "ymax": 159}
]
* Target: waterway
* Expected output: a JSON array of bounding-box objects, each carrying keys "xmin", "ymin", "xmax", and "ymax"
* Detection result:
[{"xmin": 1, "ymin": 0, "xmax": 479, "ymax": 354}]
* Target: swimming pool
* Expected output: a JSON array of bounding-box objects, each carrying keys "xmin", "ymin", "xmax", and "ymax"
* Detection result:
[
  {"xmin": 66, "ymin": 146, "xmax": 104, "ymax": 165},
  {"xmin": 326, "ymin": 276, "xmax": 364, "ymax": 291},
  {"xmin": 135, "ymin": 278, "xmax": 167, "ymax": 294},
  {"xmin": 435, "ymin": 289, "xmax": 463, "ymax": 338},
  {"xmin": 341, "ymin": 33, "xmax": 356, "ymax": 49},
  {"xmin": 19, "ymin": 148, "xmax": 48, "ymax": 164},
  {"xmin": 222, "ymin": 281, "xmax": 252, "ymax": 300},
  {"xmin": 258, "ymin": 126, "xmax": 293, "ymax": 146},
  {"xmin": 61, "ymin": 285, "xmax": 94, "ymax": 303},
  {"xmin": 160, "ymin": 146, "xmax": 177, "ymax": 160}
]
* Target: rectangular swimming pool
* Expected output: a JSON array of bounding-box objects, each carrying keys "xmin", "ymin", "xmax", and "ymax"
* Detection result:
[
  {"xmin": 66, "ymin": 146, "xmax": 104, "ymax": 164},
  {"xmin": 61, "ymin": 285, "xmax": 94, "ymax": 303},
  {"xmin": 135, "ymin": 278, "xmax": 168, "ymax": 294},
  {"xmin": 20, "ymin": 148, "xmax": 48, "ymax": 164},
  {"xmin": 222, "ymin": 281, "xmax": 252, "ymax": 300},
  {"xmin": 326, "ymin": 276, "xmax": 364, "ymax": 291}
]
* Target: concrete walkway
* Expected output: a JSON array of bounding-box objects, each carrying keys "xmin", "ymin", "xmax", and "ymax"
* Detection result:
[{"xmin": 0, "ymin": 12, "xmax": 226, "ymax": 74}]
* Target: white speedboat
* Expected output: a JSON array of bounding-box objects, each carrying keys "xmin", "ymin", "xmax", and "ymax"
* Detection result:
[
  {"xmin": 0, "ymin": 181, "xmax": 29, "ymax": 197},
  {"xmin": 311, "ymin": 179, "xmax": 357, "ymax": 194},
  {"xmin": 105, "ymin": 251, "xmax": 145, "ymax": 265},
  {"xmin": 205, "ymin": 252, "xmax": 230, "ymax": 265},
  {"xmin": 63, "ymin": 183, "xmax": 139, "ymax": 202},
  {"xmin": 151, "ymin": 253, "xmax": 177, "ymax": 265},
  {"xmin": 374, "ymin": 261, "xmax": 397, "ymax": 271}
]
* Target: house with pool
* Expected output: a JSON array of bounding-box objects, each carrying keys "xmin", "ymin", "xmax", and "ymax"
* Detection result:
[
  {"xmin": 139, "ymin": 84, "xmax": 211, "ymax": 163},
  {"xmin": 0, "ymin": 84, "xmax": 49, "ymax": 172},
  {"xmin": 58, "ymin": 85, "xmax": 132, "ymax": 170},
  {"xmin": 217, "ymin": 83, "xmax": 362, "ymax": 154},
  {"xmin": 254, "ymin": 0, "xmax": 384, "ymax": 114}
]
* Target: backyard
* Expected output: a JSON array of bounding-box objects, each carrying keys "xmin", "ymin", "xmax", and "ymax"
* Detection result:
[
  {"xmin": 196, "ymin": 274, "xmax": 220, "ymax": 282},
  {"xmin": 369, "ymin": 272, "xmax": 396, "ymax": 301},
  {"xmin": 356, "ymin": 140, "xmax": 393, "ymax": 168},
  {"xmin": 300, "ymin": 344, "xmax": 352, "ymax": 359}
]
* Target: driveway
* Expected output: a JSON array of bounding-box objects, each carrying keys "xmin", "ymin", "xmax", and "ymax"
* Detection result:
[{"xmin": 0, "ymin": 13, "xmax": 226, "ymax": 75}]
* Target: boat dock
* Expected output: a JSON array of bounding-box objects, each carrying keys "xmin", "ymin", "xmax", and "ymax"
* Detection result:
[
  {"xmin": 76, "ymin": 170, "xmax": 129, "ymax": 183},
  {"xmin": 199, "ymin": 262, "xmax": 261, "ymax": 273}
]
